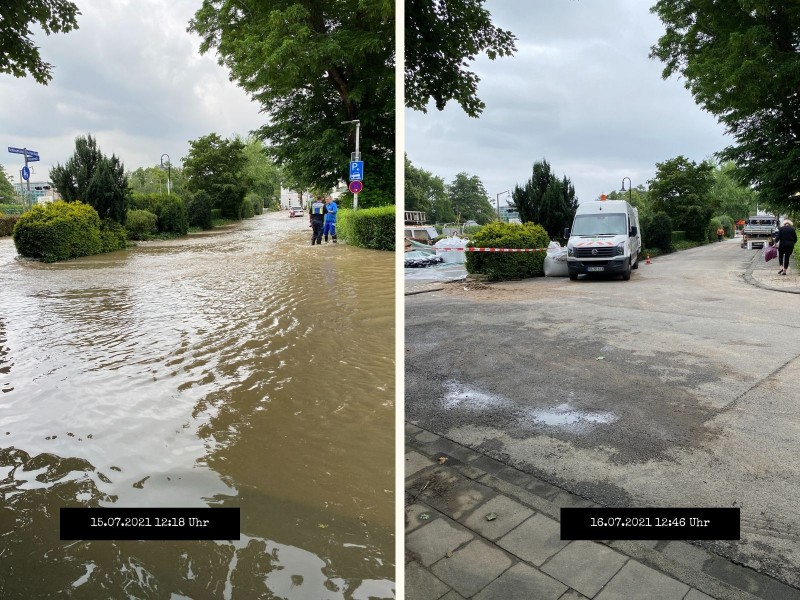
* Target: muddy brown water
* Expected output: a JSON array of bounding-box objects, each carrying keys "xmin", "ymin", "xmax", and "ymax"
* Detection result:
[{"xmin": 0, "ymin": 213, "xmax": 395, "ymax": 599}]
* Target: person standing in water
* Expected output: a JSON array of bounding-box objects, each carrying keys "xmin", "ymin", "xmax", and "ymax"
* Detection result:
[
  {"xmin": 309, "ymin": 196, "xmax": 327, "ymax": 245},
  {"xmin": 323, "ymin": 196, "xmax": 338, "ymax": 243}
]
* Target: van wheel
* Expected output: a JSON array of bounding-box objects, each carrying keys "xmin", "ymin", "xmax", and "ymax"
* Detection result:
[
  {"xmin": 621, "ymin": 260, "xmax": 632, "ymax": 280},
  {"xmin": 569, "ymin": 272, "xmax": 578, "ymax": 281}
]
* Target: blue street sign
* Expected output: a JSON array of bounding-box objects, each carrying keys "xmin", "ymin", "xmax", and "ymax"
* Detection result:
[
  {"xmin": 349, "ymin": 161, "xmax": 364, "ymax": 181},
  {"xmin": 8, "ymin": 147, "xmax": 39, "ymax": 160},
  {"xmin": 8, "ymin": 147, "xmax": 25, "ymax": 154},
  {"xmin": 22, "ymin": 166, "xmax": 30, "ymax": 181},
  {"xmin": 348, "ymin": 180, "xmax": 363, "ymax": 194}
]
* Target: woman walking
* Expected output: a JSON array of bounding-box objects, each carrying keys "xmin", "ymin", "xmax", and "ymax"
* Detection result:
[{"xmin": 775, "ymin": 219, "xmax": 797, "ymax": 275}]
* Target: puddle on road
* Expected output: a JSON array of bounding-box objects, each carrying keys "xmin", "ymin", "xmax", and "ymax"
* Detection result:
[{"xmin": 441, "ymin": 381, "xmax": 618, "ymax": 430}]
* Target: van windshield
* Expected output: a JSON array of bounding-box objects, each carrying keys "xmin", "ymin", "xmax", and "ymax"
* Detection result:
[{"xmin": 572, "ymin": 214, "xmax": 627, "ymax": 236}]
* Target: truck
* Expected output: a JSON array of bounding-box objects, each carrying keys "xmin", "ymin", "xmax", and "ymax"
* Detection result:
[
  {"xmin": 564, "ymin": 199, "xmax": 641, "ymax": 281},
  {"xmin": 740, "ymin": 213, "xmax": 778, "ymax": 249}
]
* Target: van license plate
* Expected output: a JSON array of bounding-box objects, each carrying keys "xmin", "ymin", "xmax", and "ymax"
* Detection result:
[{"xmin": 587, "ymin": 266, "xmax": 604, "ymax": 272}]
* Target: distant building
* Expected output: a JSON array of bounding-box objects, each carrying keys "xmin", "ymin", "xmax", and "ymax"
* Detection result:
[
  {"xmin": 13, "ymin": 181, "xmax": 60, "ymax": 204},
  {"xmin": 498, "ymin": 205, "xmax": 519, "ymax": 222}
]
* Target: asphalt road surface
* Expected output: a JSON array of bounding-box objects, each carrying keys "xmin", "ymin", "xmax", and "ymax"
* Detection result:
[{"xmin": 405, "ymin": 239, "xmax": 800, "ymax": 589}]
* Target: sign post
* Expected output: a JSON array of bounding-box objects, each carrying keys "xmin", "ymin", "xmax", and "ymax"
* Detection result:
[
  {"xmin": 341, "ymin": 120, "xmax": 361, "ymax": 210},
  {"xmin": 8, "ymin": 147, "xmax": 40, "ymax": 211}
]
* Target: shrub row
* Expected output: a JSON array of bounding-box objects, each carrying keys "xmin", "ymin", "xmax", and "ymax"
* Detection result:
[
  {"xmin": 465, "ymin": 221, "xmax": 549, "ymax": 281},
  {"xmin": 13, "ymin": 201, "xmax": 126, "ymax": 262},
  {"xmin": 125, "ymin": 209, "xmax": 158, "ymax": 240},
  {"xmin": 336, "ymin": 205, "xmax": 395, "ymax": 250},
  {"xmin": 129, "ymin": 193, "xmax": 188, "ymax": 235},
  {"xmin": 0, "ymin": 214, "xmax": 20, "ymax": 237}
]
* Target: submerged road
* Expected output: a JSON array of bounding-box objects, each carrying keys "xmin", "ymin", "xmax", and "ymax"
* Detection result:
[{"xmin": 405, "ymin": 239, "xmax": 800, "ymax": 589}]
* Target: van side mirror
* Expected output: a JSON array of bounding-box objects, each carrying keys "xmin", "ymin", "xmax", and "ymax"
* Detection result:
[
  {"xmin": 564, "ymin": 228, "xmax": 570, "ymax": 239},
  {"xmin": 629, "ymin": 226, "xmax": 638, "ymax": 237}
]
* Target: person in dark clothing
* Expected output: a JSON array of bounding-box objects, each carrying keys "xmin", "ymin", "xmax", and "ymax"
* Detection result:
[
  {"xmin": 309, "ymin": 196, "xmax": 327, "ymax": 245},
  {"xmin": 775, "ymin": 219, "xmax": 797, "ymax": 275}
]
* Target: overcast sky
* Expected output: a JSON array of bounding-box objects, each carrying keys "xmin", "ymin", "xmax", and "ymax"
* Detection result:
[
  {"xmin": 405, "ymin": 0, "xmax": 731, "ymax": 207},
  {"xmin": 0, "ymin": 0, "xmax": 265, "ymax": 184}
]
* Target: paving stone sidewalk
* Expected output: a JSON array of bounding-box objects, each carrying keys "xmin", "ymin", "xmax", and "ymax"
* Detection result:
[
  {"xmin": 405, "ymin": 423, "xmax": 800, "ymax": 600},
  {"xmin": 745, "ymin": 247, "xmax": 800, "ymax": 294}
]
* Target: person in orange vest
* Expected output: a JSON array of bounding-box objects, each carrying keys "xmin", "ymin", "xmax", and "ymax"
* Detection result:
[{"xmin": 716, "ymin": 226, "xmax": 724, "ymax": 242}]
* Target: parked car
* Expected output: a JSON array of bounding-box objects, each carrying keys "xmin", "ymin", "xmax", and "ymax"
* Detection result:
[{"xmin": 289, "ymin": 205, "xmax": 305, "ymax": 217}]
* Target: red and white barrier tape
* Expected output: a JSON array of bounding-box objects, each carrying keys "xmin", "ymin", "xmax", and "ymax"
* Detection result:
[{"xmin": 434, "ymin": 247, "xmax": 548, "ymax": 252}]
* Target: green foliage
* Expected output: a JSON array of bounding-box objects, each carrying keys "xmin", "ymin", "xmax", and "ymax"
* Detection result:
[
  {"xmin": 244, "ymin": 192, "xmax": 263, "ymax": 216},
  {"xmin": 0, "ymin": 164, "xmax": 15, "ymax": 201},
  {"xmin": 240, "ymin": 196, "xmax": 255, "ymax": 219},
  {"xmin": 0, "ymin": 203, "xmax": 23, "ymax": 215},
  {"xmin": 671, "ymin": 231, "xmax": 686, "ymax": 243},
  {"xmin": 718, "ymin": 215, "xmax": 735, "ymax": 237},
  {"xmin": 183, "ymin": 133, "xmax": 247, "ymax": 220},
  {"xmin": 125, "ymin": 209, "xmax": 158, "ymax": 240},
  {"xmin": 189, "ymin": 1, "xmax": 395, "ymax": 202},
  {"xmin": 406, "ymin": 0, "xmax": 517, "ymax": 116},
  {"xmin": 211, "ymin": 209, "xmax": 223, "ymax": 221},
  {"xmin": 187, "ymin": 190, "xmax": 214, "ymax": 230},
  {"xmin": 13, "ymin": 200, "xmax": 103, "ymax": 262},
  {"xmin": 448, "ymin": 172, "xmax": 494, "ymax": 224},
  {"xmin": 648, "ymin": 156, "xmax": 716, "ymax": 241},
  {"xmin": 0, "ymin": 0, "xmax": 80, "ymax": 85},
  {"xmin": 650, "ymin": 1, "xmax": 800, "ymax": 212},
  {"xmin": 644, "ymin": 212, "xmax": 673, "ymax": 253},
  {"xmin": 336, "ymin": 206, "xmax": 395, "ymax": 251},
  {"xmin": 511, "ymin": 159, "xmax": 578, "ymax": 241},
  {"xmin": 50, "ymin": 134, "xmax": 130, "ymax": 224},
  {"xmin": 100, "ymin": 218, "xmax": 127, "ymax": 252},
  {"xmin": 463, "ymin": 225, "xmax": 482, "ymax": 235},
  {"xmin": 129, "ymin": 193, "xmax": 188, "ymax": 235},
  {"xmin": 465, "ymin": 221, "xmax": 549, "ymax": 281},
  {"xmin": 127, "ymin": 165, "xmax": 186, "ymax": 197},
  {"xmin": 0, "ymin": 214, "xmax": 20, "ymax": 237},
  {"xmin": 707, "ymin": 217, "xmax": 724, "ymax": 242},
  {"xmin": 405, "ymin": 155, "xmax": 454, "ymax": 223},
  {"xmin": 241, "ymin": 137, "xmax": 280, "ymax": 211},
  {"xmin": 712, "ymin": 162, "xmax": 758, "ymax": 223}
]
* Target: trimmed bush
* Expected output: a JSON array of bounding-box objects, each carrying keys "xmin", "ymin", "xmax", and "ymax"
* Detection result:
[
  {"xmin": 648, "ymin": 213, "xmax": 673, "ymax": 253},
  {"xmin": 465, "ymin": 221, "xmax": 549, "ymax": 281},
  {"xmin": 100, "ymin": 218, "xmax": 127, "ymax": 252},
  {"xmin": 245, "ymin": 192, "xmax": 263, "ymax": 215},
  {"xmin": 187, "ymin": 191, "xmax": 213, "ymax": 230},
  {"xmin": 337, "ymin": 205, "xmax": 395, "ymax": 250},
  {"xmin": 130, "ymin": 193, "xmax": 188, "ymax": 235},
  {"xmin": 671, "ymin": 230, "xmax": 686, "ymax": 243},
  {"xmin": 211, "ymin": 208, "xmax": 223, "ymax": 222},
  {"xmin": 240, "ymin": 196, "xmax": 255, "ymax": 219},
  {"xmin": 126, "ymin": 209, "xmax": 158, "ymax": 240},
  {"xmin": 13, "ymin": 200, "xmax": 103, "ymax": 262},
  {"xmin": 717, "ymin": 215, "xmax": 735, "ymax": 238},
  {"xmin": 0, "ymin": 214, "xmax": 20, "ymax": 237}
]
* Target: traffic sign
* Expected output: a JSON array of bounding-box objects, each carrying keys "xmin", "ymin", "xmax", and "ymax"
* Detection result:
[
  {"xmin": 349, "ymin": 161, "xmax": 364, "ymax": 181},
  {"xmin": 348, "ymin": 180, "xmax": 363, "ymax": 194},
  {"xmin": 8, "ymin": 147, "xmax": 39, "ymax": 160},
  {"xmin": 22, "ymin": 166, "xmax": 30, "ymax": 181}
]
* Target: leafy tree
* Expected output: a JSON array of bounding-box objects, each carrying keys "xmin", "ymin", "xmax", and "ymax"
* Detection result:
[
  {"xmin": 447, "ymin": 172, "xmax": 494, "ymax": 224},
  {"xmin": 711, "ymin": 162, "xmax": 759, "ymax": 223},
  {"xmin": 406, "ymin": 0, "xmax": 516, "ymax": 116},
  {"xmin": 240, "ymin": 136, "xmax": 282, "ymax": 208},
  {"xmin": 182, "ymin": 133, "xmax": 247, "ymax": 220},
  {"xmin": 510, "ymin": 159, "xmax": 578, "ymax": 240},
  {"xmin": 650, "ymin": 1, "xmax": 800, "ymax": 212},
  {"xmin": 50, "ymin": 134, "xmax": 130, "ymax": 224},
  {"xmin": 648, "ymin": 156, "xmax": 716, "ymax": 241},
  {"xmin": 405, "ymin": 156, "xmax": 453, "ymax": 224},
  {"xmin": 189, "ymin": 0, "xmax": 394, "ymax": 205},
  {"xmin": 0, "ymin": 165, "xmax": 16, "ymax": 202},
  {"xmin": 0, "ymin": 0, "xmax": 80, "ymax": 84},
  {"xmin": 128, "ymin": 165, "xmax": 186, "ymax": 198}
]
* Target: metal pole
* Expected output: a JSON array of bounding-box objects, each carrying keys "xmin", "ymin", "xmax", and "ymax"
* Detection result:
[
  {"xmin": 621, "ymin": 177, "xmax": 632, "ymax": 203},
  {"xmin": 354, "ymin": 121, "xmax": 360, "ymax": 211},
  {"xmin": 161, "ymin": 154, "xmax": 171, "ymax": 195},
  {"xmin": 496, "ymin": 190, "xmax": 510, "ymax": 221}
]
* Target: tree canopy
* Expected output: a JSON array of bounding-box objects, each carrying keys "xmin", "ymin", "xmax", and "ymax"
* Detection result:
[
  {"xmin": 50, "ymin": 134, "xmax": 129, "ymax": 224},
  {"xmin": 188, "ymin": 0, "xmax": 394, "ymax": 205},
  {"xmin": 182, "ymin": 133, "xmax": 248, "ymax": 220},
  {"xmin": 647, "ymin": 155, "xmax": 716, "ymax": 241},
  {"xmin": 510, "ymin": 159, "xmax": 578, "ymax": 240},
  {"xmin": 405, "ymin": 0, "xmax": 516, "ymax": 117},
  {"xmin": 405, "ymin": 156, "xmax": 454, "ymax": 224},
  {"xmin": 0, "ymin": 0, "xmax": 80, "ymax": 84},
  {"xmin": 0, "ymin": 165, "xmax": 16, "ymax": 202},
  {"xmin": 128, "ymin": 165, "xmax": 186, "ymax": 197},
  {"xmin": 650, "ymin": 1, "xmax": 800, "ymax": 212},
  {"xmin": 447, "ymin": 172, "xmax": 495, "ymax": 224}
]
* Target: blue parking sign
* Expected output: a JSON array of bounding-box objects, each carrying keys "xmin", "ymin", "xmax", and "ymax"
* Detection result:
[{"xmin": 349, "ymin": 161, "xmax": 364, "ymax": 181}]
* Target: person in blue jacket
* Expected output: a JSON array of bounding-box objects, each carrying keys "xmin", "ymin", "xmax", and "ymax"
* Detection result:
[
  {"xmin": 323, "ymin": 196, "xmax": 338, "ymax": 243},
  {"xmin": 309, "ymin": 196, "xmax": 327, "ymax": 245}
]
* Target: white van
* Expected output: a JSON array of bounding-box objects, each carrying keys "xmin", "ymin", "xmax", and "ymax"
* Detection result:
[{"xmin": 564, "ymin": 200, "xmax": 641, "ymax": 280}]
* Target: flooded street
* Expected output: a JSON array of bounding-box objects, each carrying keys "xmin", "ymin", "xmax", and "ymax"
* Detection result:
[{"xmin": 0, "ymin": 212, "xmax": 395, "ymax": 599}]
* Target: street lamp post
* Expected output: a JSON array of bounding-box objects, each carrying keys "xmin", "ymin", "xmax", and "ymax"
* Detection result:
[
  {"xmin": 341, "ymin": 120, "xmax": 360, "ymax": 210},
  {"xmin": 496, "ymin": 190, "xmax": 510, "ymax": 221},
  {"xmin": 161, "ymin": 154, "xmax": 171, "ymax": 195},
  {"xmin": 621, "ymin": 177, "xmax": 632, "ymax": 203}
]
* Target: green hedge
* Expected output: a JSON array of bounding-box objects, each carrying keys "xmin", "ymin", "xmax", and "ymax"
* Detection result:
[
  {"xmin": 337, "ymin": 205, "xmax": 395, "ymax": 250},
  {"xmin": 125, "ymin": 209, "xmax": 158, "ymax": 240},
  {"xmin": 672, "ymin": 230, "xmax": 686, "ymax": 243},
  {"xmin": 0, "ymin": 214, "xmax": 19, "ymax": 237},
  {"xmin": 13, "ymin": 201, "xmax": 104, "ymax": 262},
  {"xmin": 100, "ymin": 218, "xmax": 127, "ymax": 252},
  {"xmin": 241, "ymin": 196, "xmax": 255, "ymax": 218},
  {"xmin": 465, "ymin": 221, "xmax": 549, "ymax": 281},
  {"xmin": 130, "ymin": 193, "xmax": 188, "ymax": 235},
  {"xmin": 188, "ymin": 191, "xmax": 213, "ymax": 230},
  {"xmin": 245, "ymin": 192, "xmax": 263, "ymax": 216}
]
